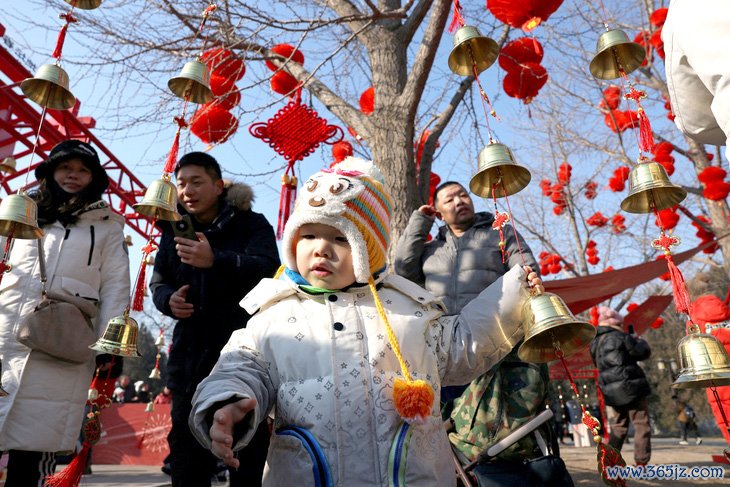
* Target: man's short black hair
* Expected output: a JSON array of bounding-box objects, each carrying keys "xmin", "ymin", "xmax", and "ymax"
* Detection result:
[
  {"xmin": 433, "ymin": 181, "xmax": 466, "ymax": 205},
  {"xmin": 175, "ymin": 152, "xmax": 222, "ymax": 180}
]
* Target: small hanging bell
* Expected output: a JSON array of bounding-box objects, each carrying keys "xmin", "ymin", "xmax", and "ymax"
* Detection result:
[
  {"xmin": 673, "ymin": 327, "xmax": 730, "ymax": 389},
  {"xmin": 149, "ymin": 367, "xmax": 161, "ymax": 380},
  {"xmin": 518, "ymin": 292, "xmax": 597, "ymax": 363},
  {"xmin": 0, "ymin": 157, "xmax": 17, "ymax": 174},
  {"xmin": 469, "ymin": 142, "xmax": 531, "ymax": 198},
  {"xmin": 589, "ymin": 29, "xmax": 646, "ymax": 80},
  {"xmin": 90, "ymin": 311, "xmax": 142, "ymax": 357},
  {"xmin": 20, "ymin": 63, "xmax": 76, "ymax": 110},
  {"xmin": 145, "ymin": 254, "xmax": 155, "ymax": 266},
  {"xmin": 154, "ymin": 334, "xmax": 166, "ymax": 349},
  {"xmin": 168, "ymin": 60, "xmax": 214, "ymax": 104},
  {"xmin": 620, "ymin": 162, "xmax": 687, "ymax": 214},
  {"xmin": 145, "ymin": 401, "xmax": 155, "ymax": 413},
  {"xmin": 447, "ymin": 26, "xmax": 499, "ymax": 76},
  {"xmin": 0, "ymin": 193, "xmax": 44, "ymax": 239},
  {"xmin": 133, "ymin": 177, "xmax": 182, "ymax": 222},
  {"xmin": 63, "ymin": 0, "xmax": 103, "ymax": 9}
]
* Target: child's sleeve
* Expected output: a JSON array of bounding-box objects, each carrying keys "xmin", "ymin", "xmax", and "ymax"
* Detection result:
[
  {"xmin": 189, "ymin": 325, "xmax": 277, "ymax": 452},
  {"xmin": 436, "ymin": 265, "xmax": 528, "ymax": 386}
]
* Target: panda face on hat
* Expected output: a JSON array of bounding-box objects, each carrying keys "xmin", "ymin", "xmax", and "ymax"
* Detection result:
[{"xmin": 282, "ymin": 157, "xmax": 393, "ymax": 284}]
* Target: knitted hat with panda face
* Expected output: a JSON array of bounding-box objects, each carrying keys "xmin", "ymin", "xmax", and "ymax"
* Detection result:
[{"xmin": 282, "ymin": 156, "xmax": 393, "ymax": 284}]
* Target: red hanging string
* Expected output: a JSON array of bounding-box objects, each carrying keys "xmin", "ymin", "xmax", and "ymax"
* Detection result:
[
  {"xmin": 53, "ymin": 13, "xmax": 77, "ymax": 60},
  {"xmin": 711, "ymin": 386, "xmax": 730, "ymax": 435},
  {"xmin": 132, "ymin": 240, "xmax": 158, "ymax": 311},
  {"xmin": 448, "ymin": 0, "xmax": 465, "ymax": 33},
  {"xmin": 651, "ymin": 229, "xmax": 691, "ymax": 314},
  {"xmin": 276, "ymin": 168, "xmax": 298, "ymax": 240},
  {"xmin": 0, "ymin": 233, "xmax": 14, "ymax": 287},
  {"xmin": 163, "ymin": 115, "xmax": 189, "ymax": 174}
]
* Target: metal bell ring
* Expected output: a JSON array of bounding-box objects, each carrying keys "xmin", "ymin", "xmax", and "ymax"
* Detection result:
[
  {"xmin": 589, "ymin": 28, "xmax": 646, "ymax": 80},
  {"xmin": 133, "ymin": 177, "xmax": 182, "ymax": 222},
  {"xmin": 0, "ymin": 193, "xmax": 44, "ymax": 239},
  {"xmin": 90, "ymin": 311, "xmax": 142, "ymax": 358},
  {"xmin": 21, "ymin": 63, "xmax": 76, "ymax": 110},
  {"xmin": 620, "ymin": 161, "xmax": 687, "ymax": 214},
  {"xmin": 672, "ymin": 324, "xmax": 730, "ymax": 389},
  {"xmin": 469, "ymin": 142, "xmax": 531, "ymax": 199},
  {"xmin": 447, "ymin": 26, "xmax": 499, "ymax": 77}
]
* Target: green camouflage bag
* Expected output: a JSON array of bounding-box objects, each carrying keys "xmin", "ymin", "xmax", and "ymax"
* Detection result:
[{"xmin": 449, "ymin": 349, "xmax": 549, "ymax": 462}]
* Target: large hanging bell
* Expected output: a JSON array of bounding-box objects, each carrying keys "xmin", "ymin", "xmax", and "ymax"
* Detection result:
[
  {"xmin": 133, "ymin": 177, "xmax": 182, "ymax": 222},
  {"xmin": 63, "ymin": 0, "xmax": 103, "ymax": 9},
  {"xmin": 0, "ymin": 157, "xmax": 17, "ymax": 174},
  {"xmin": 620, "ymin": 162, "xmax": 687, "ymax": 214},
  {"xmin": 469, "ymin": 142, "xmax": 531, "ymax": 198},
  {"xmin": 673, "ymin": 329, "xmax": 730, "ymax": 389},
  {"xmin": 447, "ymin": 26, "xmax": 499, "ymax": 76},
  {"xmin": 517, "ymin": 292, "xmax": 597, "ymax": 363},
  {"xmin": 90, "ymin": 311, "xmax": 142, "ymax": 357},
  {"xmin": 0, "ymin": 193, "xmax": 44, "ymax": 239},
  {"xmin": 168, "ymin": 60, "xmax": 214, "ymax": 104},
  {"xmin": 20, "ymin": 64, "xmax": 76, "ymax": 110},
  {"xmin": 589, "ymin": 29, "xmax": 646, "ymax": 80}
]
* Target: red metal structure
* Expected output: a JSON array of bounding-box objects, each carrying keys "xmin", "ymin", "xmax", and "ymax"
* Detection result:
[{"xmin": 0, "ymin": 23, "xmax": 154, "ymax": 239}]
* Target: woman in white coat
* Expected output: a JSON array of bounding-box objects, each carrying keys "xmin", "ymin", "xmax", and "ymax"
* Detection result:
[{"xmin": 0, "ymin": 140, "xmax": 130, "ymax": 485}]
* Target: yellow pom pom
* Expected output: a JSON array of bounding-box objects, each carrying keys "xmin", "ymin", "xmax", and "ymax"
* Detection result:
[{"xmin": 393, "ymin": 378, "xmax": 434, "ymax": 423}]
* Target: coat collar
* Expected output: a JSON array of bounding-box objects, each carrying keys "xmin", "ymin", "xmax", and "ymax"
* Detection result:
[{"xmin": 435, "ymin": 211, "xmax": 494, "ymax": 241}]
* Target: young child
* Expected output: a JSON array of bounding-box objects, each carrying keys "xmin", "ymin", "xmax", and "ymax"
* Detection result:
[{"xmin": 189, "ymin": 158, "xmax": 541, "ymax": 486}]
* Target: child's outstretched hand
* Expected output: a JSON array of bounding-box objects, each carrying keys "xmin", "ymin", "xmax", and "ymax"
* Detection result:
[
  {"xmin": 523, "ymin": 266, "xmax": 544, "ymax": 295},
  {"xmin": 210, "ymin": 397, "xmax": 257, "ymax": 468}
]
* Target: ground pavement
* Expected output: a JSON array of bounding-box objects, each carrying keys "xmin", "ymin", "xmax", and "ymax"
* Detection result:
[{"xmin": 4, "ymin": 437, "xmax": 727, "ymax": 487}]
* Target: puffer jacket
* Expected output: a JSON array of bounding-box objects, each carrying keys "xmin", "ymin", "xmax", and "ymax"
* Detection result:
[
  {"xmin": 0, "ymin": 201, "xmax": 129, "ymax": 451},
  {"xmin": 190, "ymin": 266, "xmax": 529, "ymax": 487},
  {"xmin": 394, "ymin": 210, "xmax": 537, "ymax": 314},
  {"xmin": 149, "ymin": 183, "xmax": 280, "ymax": 395},
  {"xmin": 590, "ymin": 326, "xmax": 651, "ymax": 408}
]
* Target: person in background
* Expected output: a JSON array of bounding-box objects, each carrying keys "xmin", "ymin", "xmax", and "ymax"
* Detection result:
[
  {"xmin": 117, "ymin": 374, "xmax": 136, "ymax": 403},
  {"xmin": 672, "ymin": 394, "xmax": 702, "ymax": 445},
  {"xmin": 590, "ymin": 306, "xmax": 652, "ymax": 466},
  {"xmin": 150, "ymin": 152, "xmax": 279, "ymax": 487},
  {"xmin": 135, "ymin": 381, "xmax": 151, "ymax": 403},
  {"xmin": 154, "ymin": 386, "xmax": 173, "ymax": 405},
  {"xmin": 188, "ymin": 158, "xmax": 541, "ymax": 486},
  {"xmin": 0, "ymin": 140, "xmax": 130, "ymax": 485}
]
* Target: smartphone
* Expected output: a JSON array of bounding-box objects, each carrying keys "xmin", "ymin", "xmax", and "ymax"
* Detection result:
[
  {"xmin": 172, "ymin": 214, "xmax": 198, "ymax": 240},
  {"xmin": 627, "ymin": 324, "xmax": 635, "ymax": 335}
]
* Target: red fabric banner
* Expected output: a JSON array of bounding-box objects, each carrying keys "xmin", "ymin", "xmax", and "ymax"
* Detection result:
[
  {"xmin": 623, "ymin": 294, "xmax": 674, "ymax": 335},
  {"xmin": 93, "ymin": 403, "xmax": 171, "ymax": 466}
]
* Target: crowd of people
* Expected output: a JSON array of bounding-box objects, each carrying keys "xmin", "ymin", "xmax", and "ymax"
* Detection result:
[{"xmin": 0, "ymin": 140, "xmax": 722, "ymax": 486}]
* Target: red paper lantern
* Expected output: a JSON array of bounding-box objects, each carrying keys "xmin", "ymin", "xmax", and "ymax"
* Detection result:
[
  {"xmin": 611, "ymin": 214, "xmax": 626, "ymax": 234},
  {"xmin": 265, "ymin": 44, "xmax": 305, "ymax": 71},
  {"xmin": 498, "ymin": 37, "xmax": 544, "ymax": 72},
  {"xmin": 210, "ymin": 73, "xmax": 236, "ymax": 97},
  {"xmin": 360, "ymin": 87, "xmax": 375, "ymax": 115},
  {"xmin": 584, "ymin": 181, "xmax": 598, "ymax": 199},
  {"xmin": 698, "ymin": 166, "xmax": 727, "ymax": 184},
  {"xmin": 599, "ymin": 86, "xmax": 622, "ymax": 111},
  {"xmin": 201, "ymin": 47, "xmax": 246, "ymax": 81},
  {"xmin": 503, "ymin": 62, "xmax": 548, "ymax": 103},
  {"xmin": 557, "ymin": 161, "xmax": 571, "ymax": 184},
  {"xmin": 633, "ymin": 31, "xmax": 651, "ymax": 67},
  {"xmin": 428, "ymin": 172, "xmax": 441, "ymax": 205},
  {"xmin": 650, "ymin": 7, "xmax": 669, "ymax": 28},
  {"xmin": 270, "ymin": 71, "xmax": 299, "ymax": 97},
  {"xmin": 650, "ymin": 317, "xmax": 664, "ymax": 329},
  {"xmin": 332, "ymin": 141, "xmax": 354, "ymax": 163},
  {"xmin": 488, "ymin": 0, "xmax": 564, "ymax": 32},
  {"xmin": 190, "ymin": 105, "xmax": 239, "ymax": 145},
  {"xmin": 649, "ymin": 29, "xmax": 665, "ymax": 60},
  {"xmin": 703, "ymin": 181, "xmax": 730, "ymax": 201},
  {"xmin": 586, "ymin": 212, "xmax": 608, "ymax": 227},
  {"xmin": 655, "ymin": 207, "xmax": 679, "ymax": 230},
  {"xmin": 212, "ymin": 90, "xmax": 241, "ymax": 111}
]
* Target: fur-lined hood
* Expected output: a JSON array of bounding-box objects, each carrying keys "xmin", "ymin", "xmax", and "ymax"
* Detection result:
[{"xmin": 223, "ymin": 181, "xmax": 254, "ymax": 211}]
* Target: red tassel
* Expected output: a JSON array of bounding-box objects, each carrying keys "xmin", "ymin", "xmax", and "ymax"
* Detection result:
[
  {"xmin": 448, "ymin": 0, "xmax": 465, "ymax": 33},
  {"xmin": 131, "ymin": 262, "xmax": 147, "ymax": 311},
  {"xmin": 53, "ymin": 23, "xmax": 70, "ymax": 60},
  {"xmin": 163, "ymin": 116, "xmax": 188, "ymax": 174},
  {"xmin": 637, "ymin": 107, "xmax": 655, "ymax": 153},
  {"xmin": 45, "ymin": 441, "xmax": 90, "ymax": 487},
  {"xmin": 276, "ymin": 173, "xmax": 297, "ymax": 240},
  {"xmin": 666, "ymin": 253, "xmax": 691, "ymax": 314},
  {"xmin": 0, "ymin": 235, "xmax": 13, "ymax": 286}
]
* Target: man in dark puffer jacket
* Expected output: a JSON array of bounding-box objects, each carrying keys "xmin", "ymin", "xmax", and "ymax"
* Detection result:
[{"xmin": 590, "ymin": 306, "xmax": 652, "ymax": 466}]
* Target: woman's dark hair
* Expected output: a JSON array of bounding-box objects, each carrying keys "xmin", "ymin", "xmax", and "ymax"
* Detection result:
[{"xmin": 31, "ymin": 164, "xmax": 106, "ymax": 227}]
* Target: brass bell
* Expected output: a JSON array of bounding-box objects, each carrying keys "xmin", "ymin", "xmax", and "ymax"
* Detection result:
[
  {"xmin": 133, "ymin": 177, "xmax": 182, "ymax": 222},
  {"xmin": 168, "ymin": 60, "xmax": 214, "ymax": 104},
  {"xmin": 0, "ymin": 157, "xmax": 17, "ymax": 174},
  {"xmin": 589, "ymin": 29, "xmax": 646, "ymax": 80},
  {"xmin": 469, "ymin": 142, "xmax": 532, "ymax": 198},
  {"xmin": 20, "ymin": 63, "xmax": 76, "ymax": 110},
  {"xmin": 124, "ymin": 235, "xmax": 133, "ymax": 246},
  {"xmin": 145, "ymin": 401, "xmax": 155, "ymax": 412},
  {"xmin": 620, "ymin": 162, "xmax": 687, "ymax": 214},
  {"xmin": 145, "ymin": 254, "xmax": 155, "ymax": 266},
  {"xmin": 154, "ymin": 334, "xmax": 166, "ymax": 348},
  {"xmin": 149, "ymin": 366, "xmax": 161, "ymax": 380},
  {"xmin": 63, "ymin": 0, "xmax": 103, "ymax": 9},
  {"xmin": 517, "ymin": 292, "xmax": 597, "ymax": 363},
  {"xmin": 447, "ymin": 26, "xmax": 499, "ymax": 76},
  {"xmin": 673, "ymin": 329, "xmax": 730, "ymax": 389},
  {"xmin": 0, "ymin": 193, "xmax": 44, "ymax": 239},
  {"xmin": 90, "ymin": 311, "xmax": 142, "ymax": 357}
]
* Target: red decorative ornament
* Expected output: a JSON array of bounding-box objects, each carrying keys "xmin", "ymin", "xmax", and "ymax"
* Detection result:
[
  {"xmin": 487, "ymin": 0, "xmax": 564, "ymax": 32},
  {"xmin": 209, "ymin": 73, "xmax": 236, "ymax": 97},
  {"xmin": 649, "ymin": 29, "xmax": 665, "ymax": 60},
  {"xmin": 359, "ymin": 87, "xmax": 375, "ymax": 115},
  {"xmin": 539, "ymin": 178, "xmax": 552, "ymax": 196},
  {"xmin": 652, "ymin": 232, "xmax": 691, "ymax": 314},
  {"xmin": 557, "ymin": 161, "xmax": 572, "ymax": 184},
  {"xmin": 428, "ymin": 172, "xmax": 441, "ymax": 205},
  {"xmin": 584, "ymin": 181, "xmax": 598, "ymax": 200},
  {"xmin": 201, "ymin": 47, "xmax": 246, "ymax": 81},
  {"xmin": 331, "ymin": 140, "xmax": 354, "ymax": 164},
  {"xmin": 190, "ymin": 105, "xmax": 239, "ymax": 145},
  {"xmin": 608, "ymin": 166, "xmax": 630, "ymax": 192},
  {"xmin": 498, "ymin": 37, "xmax": 544, "ymax": 72},
  {"xmin": 586, "ymin": 212, "xmax": 608, "ymax": 227},
  {"xmin": 693, "ymin": 215, "xmax": 718, "ymax": 254},
  {"xmin": 655, "ymin": 206, "xmax": 679, "ymax": 231},
  {"xmin": 210, "ymin": 90, "xmax": 241, "ymax": 111},
  {"xmin": 590, "ymin": 306, "xmax": 599, "ymax": 326},
  {"xmin": 265, "ymin": 44, "xmax": 305, "ymax": 71},
  {"xmin": 650, "ymin": 7, "xmax": 669, "ymax": 27},
  {"xmin": 611, "ymin": 214, "xmax": 626, "ymax": 234},
  {"xmin": 503, "ymin": 62, "xmax": 548, "ymax": 103},
  {"xmin": 650, "ymin": 317, "xmax": 664, "ymax": 329},
  {"xmin": 249, "ymin": 90, "xmax": 343, "ymax": 237},
  {"xmin": 599, "ymin": 86, "xmax": 622, "ymax": 111},
  {"xmin": 633, "ymin": 31, "xmax": 652, "ymax": 67},
  {"xmin": 132, "ymin": 242, "xmax": 158, "ymax": 312},
  {"xmin": 270, "ymin": 71, "xmax": 300, "ymax": 97}
]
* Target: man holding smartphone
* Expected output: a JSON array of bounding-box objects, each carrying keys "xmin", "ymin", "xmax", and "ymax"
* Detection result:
[{"xmin": 150, "ymin": 152, "xmax": 280, "ymax": 487}]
